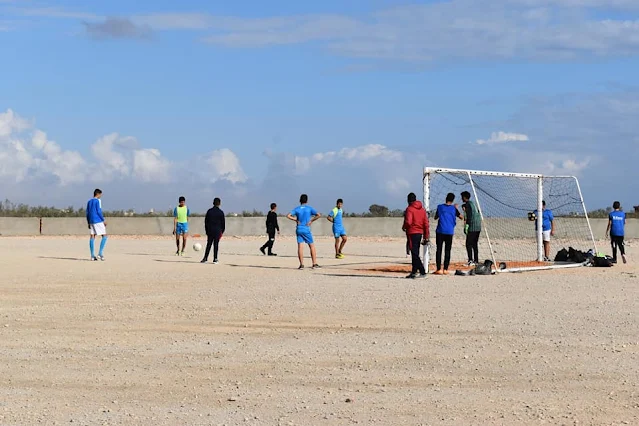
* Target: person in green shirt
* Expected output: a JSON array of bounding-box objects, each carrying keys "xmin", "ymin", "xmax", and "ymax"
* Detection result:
[
  {"xmin": 461, "ymin": 191, "xmax": 482, "ymax": 266},
  {"xmin": 173, "ymin": 196, "xmax": 190, "ymax": 256}
]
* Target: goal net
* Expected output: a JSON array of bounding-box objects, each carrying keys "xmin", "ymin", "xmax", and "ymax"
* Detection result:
[{"xmin": 423, "ymin": 168, "xmax": 597, "ymax": 272}]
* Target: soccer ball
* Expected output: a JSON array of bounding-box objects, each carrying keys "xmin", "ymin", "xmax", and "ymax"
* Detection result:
[
  {"xmin": 527, "ymin": 212, "xmax": 537, "ymax": 222},
  {"xmin": 193, "ymin": 243, "xmax": 202, "ymax": 252}
]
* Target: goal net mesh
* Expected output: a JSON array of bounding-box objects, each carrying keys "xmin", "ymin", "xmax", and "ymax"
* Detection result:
[{"xmin": 424, "ymin": 170, "xmax": 596, "ymax": 271}]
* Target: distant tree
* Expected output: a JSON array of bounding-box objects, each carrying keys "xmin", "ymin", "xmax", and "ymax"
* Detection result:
[
  {"xmin": 389, "ymin": 209, "xmax": 404, "ymax": 217},
  {"xmin": 368, "ymin": 204, "xmax": 389, "ymax": 217}
]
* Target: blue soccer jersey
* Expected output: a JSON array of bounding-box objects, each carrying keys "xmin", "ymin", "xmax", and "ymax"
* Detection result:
[
  {"xmin": 436, "ymin": 204, "xmax": 458, "ymax": 235},
  {"xmin": 86, "ymin": 198, "xmax": 104, "ymax": 224},
  {"xmin": 291, "ymin": 205, "xmax": 318, "ymax": 233},
  {"xmin": 534, "ymin": 209, "xmax": 554, "ymax": 231},
  {"xmin": 329, "ymin": 207, "xmax": 343, "ymax": 227},
  {"xmin": 609, "ymin": 211, "xmax": 626, "ymax": 236}
]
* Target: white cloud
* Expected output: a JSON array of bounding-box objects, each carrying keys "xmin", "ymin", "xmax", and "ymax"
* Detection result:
[
  {"xmin": 91, "ymin": 133, "xmax": 131, "ymax": 180},
  {"xmin": 476, "ymin": 131, "xmax": 530, "ymax": 145},
  {"xmin": 294, "ymin": 143, "xmax": 403, "ymax": 175},
  {"xmin": 133, "ymin": 149, "xmax": 171, "ymax": 183},
  {"xmin": 199, "ymin": 148, "xmax": 248, "ymax": 184}
]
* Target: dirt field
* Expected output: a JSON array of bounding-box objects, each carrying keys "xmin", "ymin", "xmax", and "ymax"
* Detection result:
[{"xmin": 1, "ymin": 236, "xmax": 637, "ymax": 425}]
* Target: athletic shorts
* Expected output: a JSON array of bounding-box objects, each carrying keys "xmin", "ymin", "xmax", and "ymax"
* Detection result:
[
  {"xmin": 333, "ymin": 226, "xmax": 346, "ymax": 238},
  {"xmin": 89, "ymin": 222, "xmax": 106, "ymax": 236},
  {"xmin": 542, "ymin": 230, "xmax": 551, "ymax": 242},
  {"xmin": 176, "ymin": 222, "xmax": 189, "ymax": 235},
  {"xmin": 296, "ymin": 231, "xmax": 314, "ymax": 244}
]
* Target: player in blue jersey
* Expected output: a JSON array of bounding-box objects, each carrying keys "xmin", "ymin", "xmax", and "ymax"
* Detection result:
[
  {"xmin": 433, "ymin": 192, "xmax": 462, "ymax": 275},
  {"xmin": 606, "ymin": 201, "xmax": 627, "ymax": 264},
  {"xmin": 533, "ymin": 201, "xmax": 555, "ymax": 261},
  {"xmin": 86, "ymin": 188, "xmax": 107, "ymax": 261},
  {"xmin": 287, "ymin": 194, "xmax": 321, "ymax": 269},
  {"xmin": 327, "ymin": 198, "xmax": 347, "ymax": 259}
]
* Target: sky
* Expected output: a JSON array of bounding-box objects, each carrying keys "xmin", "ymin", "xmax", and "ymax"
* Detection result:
[{"xmin": 1, "ymin": 0, "xmax": 638, "ymax": 214}]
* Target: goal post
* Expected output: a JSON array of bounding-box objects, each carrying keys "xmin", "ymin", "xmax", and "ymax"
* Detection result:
[{"xmin": 423, "ymin": 167, "xmax": 597, "ymax": 272}]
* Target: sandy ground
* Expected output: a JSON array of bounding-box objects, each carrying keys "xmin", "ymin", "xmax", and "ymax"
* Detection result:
[{"xmin": 0, "ymin": 236, "xmax": 638, "ymax": 426}]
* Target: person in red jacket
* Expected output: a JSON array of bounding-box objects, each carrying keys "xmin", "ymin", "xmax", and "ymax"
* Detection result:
[{"xmin": 402, "ymin": 192, "xmax": 430, "ymax": 279}]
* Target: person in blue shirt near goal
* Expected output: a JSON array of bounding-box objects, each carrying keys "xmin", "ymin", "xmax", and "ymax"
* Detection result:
[
  {"xmin": 606, "ymin": 201, "xmax": 627, "ymax": 264},
  {"xmin": 327, "ymin": 198, "xmax": 347, "ymax": 259},
  {"xmin": 532, "ymin": 200, "xmax": 555, "ymax": 261},
  {"xmin": 433, "ymin": 192, "xmax": 462, "ymax": 275},
  {"xmin": 287, "ymin": 194, "xmax": 321, "ymax": 270},
  {"xmin": 86, "ymin": 188, "xmax": 107, "ymax": 261}
]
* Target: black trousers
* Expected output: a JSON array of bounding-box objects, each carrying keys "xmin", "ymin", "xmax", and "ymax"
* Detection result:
[
  {"xmin": 436, "ymin": 233, "xmax": 453, "ymax": 271},
  {"xmin": 261, "ymin": 230, "xmax": 276, "ymax": 254},
  {"xmin": 408, "ymin": 234, "xmax": 426, "ymax": 275},
  {"xmin": 203, "ymin": 230, "xmax": 222, "ymax": 261},
  {"xmin": 611, "ymin": 235, "xmax": 625, "ymax": 261},
  {"xmin": 466, "ymin": 231, "xmax": 480, "ymax": 263}
]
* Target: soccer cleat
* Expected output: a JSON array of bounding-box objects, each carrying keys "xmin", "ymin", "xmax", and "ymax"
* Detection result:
[
  {"xmin": 180, "ymin": 251, "xmax": 185, "ymax": 256},
  {"xmin": 268, "ymin": 253, "xmax": 277, "ymax": 256},
  {"xmin": 213, "ymin": 259, "xmax": 219, "ymax": 264},
  {"xmin": 91, "ymin": 256, "xmax": 98, "ymax": 261},
  {"xmin": 406, "ymin": 273, "xmax": 417, "ymax": 279},
  {"xmin": 200, "ymin": 259, "xmax": 208, "ymax": 263},
  {"xmin": 175, "ymin": 251, "xmax": 180, "ymax": 256},
  {"xmin": 467, "ymin": 261, "xmax": 476, "ymax": 267},
  {"xmin": 312, "ymin": 264, "xmax": 321, "ymax": 269},
  {"xmin": 337, "ymin": 253, "xmax": 345, "ymax": 259},
  {"xmin": 260, "ymin": 247, "xmax": 266, "ymax": 255},
  {"xmin": 98, "ymin": 255, "xmax": 105, "ymax": 261},
  {"xmin": 622, "ymin": 254, "xmax": 627, "ymax": 264},
  {"xmin": 298, "ymin": 265, "xmax": 304, "ymax": 270}
]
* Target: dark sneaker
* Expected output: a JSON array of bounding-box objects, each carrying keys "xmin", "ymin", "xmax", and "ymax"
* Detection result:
[
  {"xmin": 298, "ymin": 265, "xmax": 304, "ymax": 270},
  {"xmin": 260, "ymin": 247, "xmax": 266, "ymax": 255},
  {"xmin": 213, "ymin": 259, "xmax": 219, "ymax": 264},
  {"xmin": 622, "ymin": 254, "xmax": 627, "ymax": 264},
  {"xmin": 312, "ymin": 264, "xmax": 321, "ymax": 269},
  {"xmin": 200, "ymin": 259, "xmax": 208, "ymax": 263},
  {"xmin": 268, "ymin": 253, "xmax": 277, "ymax": 256},
  {"xmin": 406, "ymin": 273, "xmax": 417, "ymax": 279},
  {"xmin": 91, "ymin": 256, "xmax": 98, "ymax": 261}
]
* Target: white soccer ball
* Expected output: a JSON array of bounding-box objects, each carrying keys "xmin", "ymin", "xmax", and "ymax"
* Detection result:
[{"xmin": 193, "ymin": 243, "xmax": 202, "ymax": 252}]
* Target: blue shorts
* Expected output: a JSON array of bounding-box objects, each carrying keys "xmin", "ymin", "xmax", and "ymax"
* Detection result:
[
  {"xmin": 333, "ymin": 227, "xmax": 346, "ymax": 238},
  {"xmin": 176, "ymin": 222, "xmax": 189, "ymax": 235},
  {"xmin": 296, "ymin": 231, "xmax": 314, "ymax": 244}
]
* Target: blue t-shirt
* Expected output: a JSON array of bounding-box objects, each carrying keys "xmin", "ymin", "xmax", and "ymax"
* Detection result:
[
  {"xmin": 436, "ymin": 204, "xmax": 458, "ymax": 235},
  {"xmin": 86, "ymin": 198, "xmax": 104, "ymax": 224},
  {"xmin": 609, "ymin": 210, "xmax": 625, "ymax": 236},
  {"xmin": 291, "ymin": 205, "xmax": 318, "ymax": 233},
  {"xmin": 329, "ymin": 207, "xmax": 343, "ymax": 228},
  {"xmin": 534, "ymin": 209, "xmax": 554, "ymax": 231}
]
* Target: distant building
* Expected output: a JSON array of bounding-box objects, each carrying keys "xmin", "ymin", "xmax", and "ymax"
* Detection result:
[{"xmin": 634, "ymin": 205, "xmax": 639, "ymax": 213}]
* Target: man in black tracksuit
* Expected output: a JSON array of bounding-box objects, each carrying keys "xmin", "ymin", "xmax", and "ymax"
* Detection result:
[
  {"xmin": 260, "ymin": 203, "xmax": 279, "ymax": 256},
  {"xmin": 201, "ymin": 197, "xmax": 225, "ymax": 264}
]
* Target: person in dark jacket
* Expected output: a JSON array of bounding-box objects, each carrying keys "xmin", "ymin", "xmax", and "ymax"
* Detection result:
[
  {"xmin": 260, "ymin": 203, "xmax": 280, "ymax": 256},
  {"xmin": 201, "ymin": 198, "xmax": 225, "ymax": 264},
  {"xmin": 402, "ymin": 192, "xmax": 430, "ymax": 279}
]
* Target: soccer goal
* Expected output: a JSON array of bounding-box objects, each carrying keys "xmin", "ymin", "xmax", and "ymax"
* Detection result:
[{"xmin": 423, "ymin": 167, "xmax": 597, "ymax": 272}]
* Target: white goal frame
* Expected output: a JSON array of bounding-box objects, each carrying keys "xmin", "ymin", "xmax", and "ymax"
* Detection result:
[{"xmin": 422, "ymin": 167, "xmax": 598, "ymax": 273}]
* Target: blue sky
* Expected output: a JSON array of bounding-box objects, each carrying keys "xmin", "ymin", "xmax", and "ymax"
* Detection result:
[{"xmin": 1, "ymin": 0, "xmax": 638, "ymax": 214}]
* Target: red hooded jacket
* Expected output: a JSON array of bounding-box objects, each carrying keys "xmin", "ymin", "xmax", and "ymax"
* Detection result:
[{"xmin": 403, "ymin": 200, "xmax": 430, "ymax": 239}]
